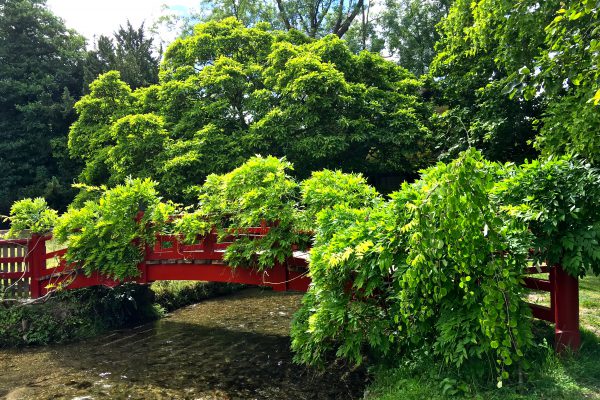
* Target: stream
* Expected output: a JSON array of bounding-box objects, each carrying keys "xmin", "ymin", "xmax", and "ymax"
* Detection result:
[{"xmin": 0, "ymin": 288, "xmax": 366, "ymax": 400}]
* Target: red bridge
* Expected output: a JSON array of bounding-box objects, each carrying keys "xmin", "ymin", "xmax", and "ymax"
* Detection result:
[
  {"xmin": 0, "ymin": 230, "xmax": 310, "ymax": 300},
  {"xmin": 0, "ymin": 232, "xmax": 580, "ymax": 352}
]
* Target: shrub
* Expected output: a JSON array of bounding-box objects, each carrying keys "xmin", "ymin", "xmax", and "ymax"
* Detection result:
[
  {"xmin": 291, "ymin": 202, "xmax": 401, "ymax": 366},
  {"xmin": 291, "ymin": 149, "xmax": 536, "ymax": 386},
  {"xmin": 3, "ymin": 198, "xmax": 58, "ymax": 238},
  {"xmin": 54, "ymin": 178, "xmax": 173, "ymax": 280},
  {"xmin": 176, "ymin": 155, "xmax": 307, "ymax": 269},
  {"xmin": 0, "ymin": 284, "xmax": 158, "ymax": 347},
  {"xmin": 299, "ymin": 169, "xmax": 380, "ymax": 225},
  {"xmin": 492, "ymin": 156, "xmax": 600, "ymax": 277}
]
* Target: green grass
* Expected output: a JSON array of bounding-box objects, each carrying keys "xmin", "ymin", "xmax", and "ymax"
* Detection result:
[
  {"xmin": 365, "ymin": 275, "xmax": 600, "ymax": 399},
  {"xmin": 150, "ymin": 281, "xmax": 244, "ymax": 312}
]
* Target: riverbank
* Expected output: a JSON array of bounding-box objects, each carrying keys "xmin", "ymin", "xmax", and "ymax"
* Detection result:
[
  {"xmin": 0, "ymin": 281, "xmax": 242, "ymax": 347},
  {"xmin": 365, "ymin": 275, "xmax": 600, "ymax": 399}
]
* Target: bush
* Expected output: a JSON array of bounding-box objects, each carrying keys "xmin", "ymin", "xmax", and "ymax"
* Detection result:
[
  {"xmin": 54, "ymin": 178, "xmax": 174, "ymax": 280},
  {"xmin": 0, "ymin": 284, "xmax": 158, "ymax": 347},
  {"xmin": 2, "ymin": 198, "xmax": 58, "ymax": 238},
  {"xmin": 176, "ymin": 155, "xmax": 308, "ymax": 269},
  {"xmin": 291, "ymin": 149, "xmax": 539, "ymax": 385},
  {"xmin": 492, "ymin": 156, "xmax": 600, "ymax": 277},
  {"xmin": 299, "ymin": 169, "xmax": 380, "ymax": 225},
  {"xmin": 151, "ymin": 281, "xmax": 243, "ymax": 312}
]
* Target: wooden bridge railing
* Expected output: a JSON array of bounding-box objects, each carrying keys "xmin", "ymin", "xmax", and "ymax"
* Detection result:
[
  {"xmin": 523, "ymin": 264, "xmax": 580, "ymax": 351},
  {"xmin": 0, "ymin": 233, "xmax": 580, "ymax": 352},
  {"xmin": 0, "ymin": 231, "xmax": 311, "ymax": 301}
]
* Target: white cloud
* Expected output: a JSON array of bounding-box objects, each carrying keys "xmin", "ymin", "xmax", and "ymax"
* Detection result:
[{"xmin": 46, "ymin": 0, "xmax": 199, "ymax": 44}]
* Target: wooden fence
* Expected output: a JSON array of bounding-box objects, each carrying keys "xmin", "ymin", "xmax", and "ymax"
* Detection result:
[{"xmin": 0, "ymin": 238, "xmax": 30, "ymax": 299}]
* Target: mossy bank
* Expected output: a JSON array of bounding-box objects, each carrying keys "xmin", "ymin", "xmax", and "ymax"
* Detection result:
[{"xmin": 0, "ymin": 281, "xmax": 242, "ymax": 347}]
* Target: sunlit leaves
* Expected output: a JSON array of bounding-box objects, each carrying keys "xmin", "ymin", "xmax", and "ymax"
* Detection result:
[
  {"xmin": 3, "ymin": 198, "xmax": 58, "ymax": 237},
  {"xmin": 54, "ymin": 178, "xmax": 172, "ymax": 280}
]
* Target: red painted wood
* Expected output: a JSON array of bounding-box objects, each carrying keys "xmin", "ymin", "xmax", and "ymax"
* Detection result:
[
  {"xmin": 0, "ymin": 239, "xmax": 28, "ymax": 245},
  {"xmin": 28, "ymin": 234, "xmax": 47, "ymax": 299},
  {"xmin": 268, "ymin": 263, "xmax": 289, "ymax": 292},
  {"xmin": 146, "ymin": 251, "xmax": 225, "ymax": 261},
  {"xmin": 528, "ymin": 303, "xmax": 554, "ymax": 322},
  {"xmin": 0, "ymin": 271, "xmax": 30, "ymax": 280},
  {"xmin": 45, "ymin": 248, "xmax": 67, "ymax": 259},
  {"xmin": 39, "ymin": 270, "xmax": 123, "ymax": 296},
  {"xmin": 523, "ymin": 277, "xmax": 552, "ymax": 292},
  {"xmin": 146, "ymin": 263, "xmax": 275, "ymax": 287},
  {"xmin": 552, "ymin": 266, "xmax": 580, "ymax": 352},
  {"xmin": 0, "ymin": 257, "xmax": 27, "ymax": 263},
  {"xmin": 286, "ymin": 270, "xmax": 311, "ymax": 292}
]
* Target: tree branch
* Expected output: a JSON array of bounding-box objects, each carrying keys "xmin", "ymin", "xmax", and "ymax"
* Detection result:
[
  {"xmin": 332, "ymin": 0, "xmax": 345, "ymax": 33},
  {"xmin": 334, "ymin": 0, "xmax": 364, "ymax": 38},
  {"xmin": 275, "ymin": 0, "xmax": 293, "ymax": 31}
]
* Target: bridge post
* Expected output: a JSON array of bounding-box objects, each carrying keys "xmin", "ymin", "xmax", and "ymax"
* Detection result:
[
  {"xmin": 138, "ymin": 243, "xmax": 149, "ymax": 285},
  {"xmin": 552, "ymin": 265, "xmax": 580, "ymax": 352},
  {"xmin": 28, "ymin": 234, "xmax": 46, "ymax": 299},
  {"xmin": 270, "ymin": 262, "xmax": 289, "ymax": 292}
]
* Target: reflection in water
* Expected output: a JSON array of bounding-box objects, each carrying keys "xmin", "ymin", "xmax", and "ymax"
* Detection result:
[{"xmin": 0, "ymin": 288, "xmax": 365, "ymax": 399}]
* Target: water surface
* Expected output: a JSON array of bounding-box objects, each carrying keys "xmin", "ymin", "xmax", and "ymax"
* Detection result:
[{"xmin": 0, "ymin": 288, "xmax": 365, "ymax": 399}]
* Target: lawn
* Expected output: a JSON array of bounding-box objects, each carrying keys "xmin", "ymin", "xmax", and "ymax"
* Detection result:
[{"xmin": 365, "ymin": 275, "xmax": 600, "ymax": 399}]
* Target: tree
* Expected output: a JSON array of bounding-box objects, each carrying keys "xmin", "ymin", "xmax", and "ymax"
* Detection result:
[
  {"xmin": 198, "ymin": 0, "xmax": 282, "ymax": 28},
  {"xmin": 430, "ymin": 0, "xmax": 600, "ymax": 165},
  {"xmin": 524, "ymin": 1, "xmax": 600, "ymax": 163},
  {"xmin": 380, "ymin": 0, "xmax": 451, "ymax": 76},
  {"xmin": 0, "ymin": 0, "xmax": 86, "ymax": 215},
  {"xmin": 84, "ymin": 21, "xmax": 160, "ymax": 90},
  {"xmin": 157, "ymin": 0, "xmax": 365, "ymax": 39},
  {"xmin": 70, "ymin": 19, "xmax": 434, "ymax": 203},
  {"xmin": 429, "ymin": 0, "xmax": 561, "ymax": 163}
]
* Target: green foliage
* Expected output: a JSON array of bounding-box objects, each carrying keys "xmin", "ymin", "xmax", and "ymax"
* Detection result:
[
  {"xmin": 0, "ymin": 284, "xmax": 158, "ymax": 347},
  {"xmin": 366, "ymin": 321, "xmax": 600, "ymax": 400},
  {"xmin": 395, "ymin": 149, "xmax": 533, "ymax": 383},
  {"xmin": 431, "ymin": 0, "xmax": 600, "ymax": 168},
  {"xmin": 108, "ymin": 113, "xmax": 169, "ymax": 183},
  {"xmin": 178, "ymin": 155, "xmax": 304, "ymax": 269},
  {"xmin": 380, "ymin": 0, "xmax": 451, "ymax": 76},
  {"xmin": 0, "ymin": 0, "xmax": 86, "ymax": 214},
  {"xmin": 291, "ymin": 201, "xmax": 401, "ymax": 366},
  {"xmin": 291, "ymin": 149, "xmax": 600, "ymax": 385},
  {"xmin": 84, "ymin": 21, "xmax": 160, "ymax": 91},
  {"xmin": 70, "ymin": 19, "xmax": 434, "ymax": 201},
  {"xmin": 3, "ymin": 198, "xmax": 58, "ymax": 237},
  {"xmin": 528, "ymin": 2, "xmax": 600, "ymax": 162},
  {"xmin": 256, "ymin": 35, "xmax": 434, "ymax": 179},
  {"xmin": 430, "ymin": 0, "xmax": 560, "ymax": 163},
  {"xmin": 158, "ymin": 0, "xmax": 365, "ymax": 39},
  {"xmin": 151, "ymin": 281, "xmax": 243, "ymax": 312},
  {"xmin": 69, "ymin": 70, "xmax": 137, "ymax": 186},
  {"xmin": 291, "ymin": 150, "xmax": 536, "ymax": 385},
  {"xmin": 493, "ymin": 156, "xmax": 600, "ymax": 277},
  {"xmin": 54, "ymin": 178, "xmax": 172, "ymax": 280},
  {"xmin": 300, "ymin": 169, "xmax": 380, "ymax": 224}
]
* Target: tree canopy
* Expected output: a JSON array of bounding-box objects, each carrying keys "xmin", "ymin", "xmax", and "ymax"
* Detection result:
[
  {"xmin": 70, "ymin": 18, "xmax": 434, "ymax": 202},
  {"xmin": 161, "ymin": 0, "xmax": 367, "ymax": 39},
  {"xmin": 84, "ymin": 21, "xmax": 161, "ymax": 91},
  {"xmin": 0, "ymin": 0, "xmax": 86, "ymax": 215},
  {"xmin": 430, "ymin": 0, "xmax": 600, "ymax": 166}
]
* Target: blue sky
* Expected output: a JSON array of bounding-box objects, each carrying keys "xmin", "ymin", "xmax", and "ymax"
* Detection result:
[{"xmin": 46, "ymin": 0, "xmax": 198, "ymax": 43}]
